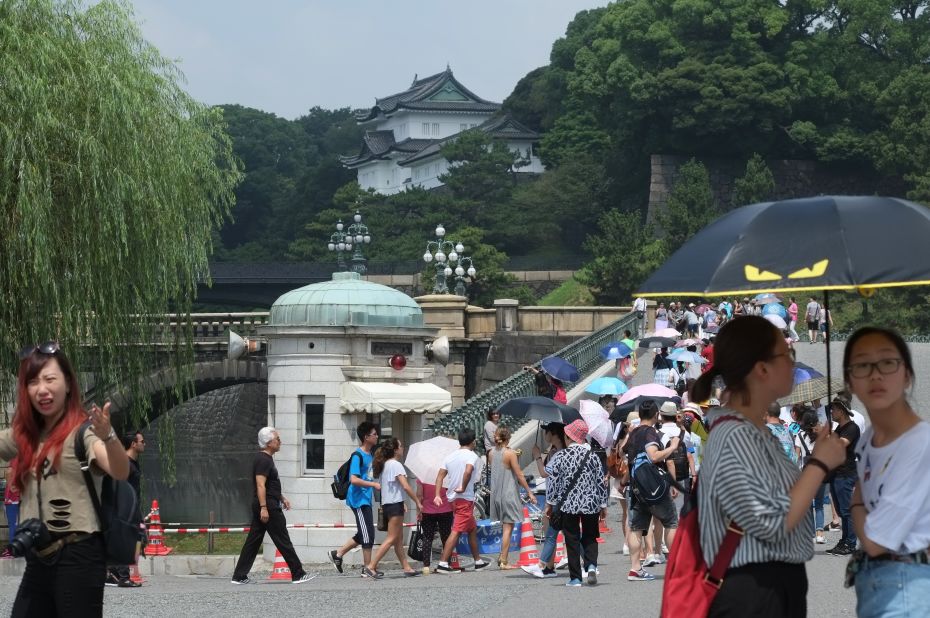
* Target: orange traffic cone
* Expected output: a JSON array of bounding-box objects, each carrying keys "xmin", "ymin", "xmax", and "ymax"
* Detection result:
[
  {"xmin": 516, "ymin": 507, "xmax": 539, "ymax": 567},
  {"xmin": 144, "ymin": 500, "xmax": 172, "ymax": 556},
  {"xmin": 268, "ymin": 549, "xmax": 291, "ymax": 581},
  {"xmin": 129, "ymin": 562, "xmax": 145, "ymax": 585},
  {"xmin": 449, "ymin": 551, "xmax": 462, "ymax": 571},
  {"xmin": 554, "ymin": 532, "xmax": 567, "ymax": 564}
]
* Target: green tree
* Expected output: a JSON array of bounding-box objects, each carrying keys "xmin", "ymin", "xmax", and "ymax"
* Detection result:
[
  {"xmin": 655, "ymin": 159, "xmax": 720, "ymax": 254},
  {"xmin": 731, "ymin": 153, "xmax": 775, "ymax": 207},
  {"xmin": 0, "ymin": 0, "xmax": 240, "ymax": 436}
]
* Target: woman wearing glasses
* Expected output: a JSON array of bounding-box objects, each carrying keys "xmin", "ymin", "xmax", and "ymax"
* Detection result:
[
  {"xmin": 844, "ymin": 328, "xmax": 930, "ymax": 617},
  {"xmin": 0, "ymin": 342, "xmax": 129, "ymax": 617}
]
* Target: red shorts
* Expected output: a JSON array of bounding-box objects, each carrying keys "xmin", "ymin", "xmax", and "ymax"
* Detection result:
[{"xmin": 451, "ymin": 498, "xmax": 476, "ymax": 533}]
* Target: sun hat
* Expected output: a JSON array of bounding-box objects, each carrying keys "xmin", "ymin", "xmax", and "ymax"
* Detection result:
[
  {"xmin": 659, "ymin": 401, "xmax": 679, "ymax": 417},
  {"xmin": 564, "ymin": 419, "xmax": 589, "ymax": 443},
  {"xmin": 682, "ymin": 402, "xmax": 703, "ymax": 417}
]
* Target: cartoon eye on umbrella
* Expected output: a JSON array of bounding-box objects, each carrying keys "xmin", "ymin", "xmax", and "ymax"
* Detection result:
[{"xmin": 635, "ymin": 195, "xmax": 930, "ymax": 411}]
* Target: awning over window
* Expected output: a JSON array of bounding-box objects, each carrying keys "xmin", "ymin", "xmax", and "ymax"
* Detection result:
[{"xmin": 339, "ymin": 381, "xmax": 453, "ymax": 415}]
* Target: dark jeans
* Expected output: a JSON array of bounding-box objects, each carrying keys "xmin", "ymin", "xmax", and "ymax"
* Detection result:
[
  {"xmin": 12, "ymin": 534, "xmax": 106, "ymax": 618},
  {"xmin": 420, "ymin": 511, "xmax": 453, "ymax": 567},
  {"xmin": 561, "ymin": 512, "xmax": 600, "ymax": 582},
  {"xmin": 709, "ymin": 562, "xmax": 807, "ymax": 617},
  {"xmin": 232, "ymin": 505, "xmax": 304, "ymax": 581},
  {"xmin": 830, "ymin": 475, "xmax": 858, "ymax": 546}
]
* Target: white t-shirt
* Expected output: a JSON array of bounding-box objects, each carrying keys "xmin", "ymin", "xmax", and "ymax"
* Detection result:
[
  {"xmin": 850, "ymin": 409, "xmax": 868, "ymax": 434},
  {"xmin": 379, "ymin": 458, "xmax": 407, "ymax": 505},
  {"xmin": 856, "ymin": 421, "xmax": 930, "ymax": 554},
  {"xmin": 441, "ymin": 449, "xmax": 482, "ymax": 502},
  {"xmin": 659, "ymin": 422, "xmax": 692, "ymax": 450}
]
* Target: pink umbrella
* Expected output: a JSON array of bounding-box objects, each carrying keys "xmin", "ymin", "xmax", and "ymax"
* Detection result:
[
  {"xmin": 618, "ymin": 383, "xmax": 677, "ymax": 405},
  {"xmin": 579, "ymin": 400, "xmax": 614, "ymax": 449},
  {"xmin": 652, "ymin": 327, "xmax": 681, "ymax": 338},
  {"xmin": 674, "ymin": 338, "xmax": 700, "ymax": 348}
]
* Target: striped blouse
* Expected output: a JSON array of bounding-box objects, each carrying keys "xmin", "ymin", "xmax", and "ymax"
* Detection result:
[{"xmin": 698, "ymin": 408, "xmax": 814, "ymax": 568}]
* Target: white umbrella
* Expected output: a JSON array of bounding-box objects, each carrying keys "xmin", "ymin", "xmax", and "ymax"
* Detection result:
[
  {"xmin": 764, "ymin": 313, "xmax": 787, "ymax": 330},
  {"xmin": 579, "ymin": 399, "xmax": 613, "ymax": 449},
  {"xmin": 404, "ymin": 436, "xmax": 460, "ymax": 488}
]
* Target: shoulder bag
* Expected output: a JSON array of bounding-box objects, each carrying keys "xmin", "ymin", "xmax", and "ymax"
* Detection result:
[{"xmin": 549, "ymin": 448, "xmax": 593, "ymax": 531}]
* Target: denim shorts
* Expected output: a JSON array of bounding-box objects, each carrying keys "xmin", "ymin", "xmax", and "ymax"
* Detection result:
[
  {"xmin": 629, "ymin": 494, "xmax": 678, "ymax": 531},
  {"xmin": 855, "ymin": 560, "xmax": 930, "ymax": 618}
]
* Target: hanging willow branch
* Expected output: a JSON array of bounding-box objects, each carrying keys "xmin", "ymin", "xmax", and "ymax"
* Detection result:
[{"xmin": 0, "ymin": 0, "xmax": 242, "ymax": 482}]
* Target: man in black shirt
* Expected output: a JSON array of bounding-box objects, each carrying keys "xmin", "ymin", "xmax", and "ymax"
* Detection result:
[
  {"xmin": 827, "ymin": 400, "xmax": 861, "ymax": 556},
  {"xmin": 231, "ymin": 427, "xmax": 315, "ymax": 584},
  {"xmin": 106, "ymin": 431, "xmax": 146, "ymax": 588}
]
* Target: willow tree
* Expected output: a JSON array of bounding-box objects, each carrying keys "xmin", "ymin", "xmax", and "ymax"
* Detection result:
[{"xmin": 0, "ymin": 0, "xmax": 241, "ymax": 456}]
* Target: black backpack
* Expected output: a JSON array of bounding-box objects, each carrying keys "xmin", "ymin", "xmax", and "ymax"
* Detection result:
[
  {"xmin": 668, "ymin": 429, "xmax": 690, "ymax": 480},
  {"xmin": 74, "ymin": 422, "xmax": 146, "ymax": 565},
  {"xmin": 631, "ymin": 450, "xmax": 672, "ymax": 504},
  {"xmin": 330, "ymin": 451, "xmax": 363, "ymax": 500}
]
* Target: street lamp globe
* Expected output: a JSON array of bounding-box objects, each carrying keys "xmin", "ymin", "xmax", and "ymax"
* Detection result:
[
  {"xmin": 435, "ymin": 224, "xmax": 445, "ymax": 238},
  {"xmin": 435, "ymin": 251, "xmax": 446, "ymax": 263},
  {"xmin": 467, "ymin": 266, "xmax": 477, "ymax": 277},
  {"xmin": 364, "ymin": 234, "xmax": 371, "ymax": 244},
  {"xmin": 423, "ymin": 252, "xmax": 433, "ymax": 263},
  {"xmin": 354, "ymin": 211, "xmax": 362, "ymax": 223},
  {"xmin": 448, "ymin": 251, "xmax": 458, "ymax": 263},
  {"xmin": 355, "ymin": 233, "xmax": 363, "ymax": 243},
  {"xmin": 336, "ymin": 221, "xmax": 343, "ymax": 232},
  {"xmin": 338, "ymin": 241, "xmax": 346, "ymax": 251},
  {"xmin": 327, "ymin": 242, "xmax": 335, "ymax": 251},
  {"xmin": 444, "ymin": 266, "xmax": 453, "ymax": 277},
  {"xmin": 455, "ymin": 242, "xmax": 464, "ymax": 254},
  {"xmin": 455, "ymin": 266, "xmax": 465, "ymax": 277}
]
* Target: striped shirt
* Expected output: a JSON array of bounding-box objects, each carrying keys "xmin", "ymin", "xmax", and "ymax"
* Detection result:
[{"xmin": 698, "ymin": 408, "xmax": 814, "ymax": 568}]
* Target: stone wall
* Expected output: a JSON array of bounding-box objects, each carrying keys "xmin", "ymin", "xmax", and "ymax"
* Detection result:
[{"xmin": 647, "ymin": 154, "xmax": 908, "ymax": 223}]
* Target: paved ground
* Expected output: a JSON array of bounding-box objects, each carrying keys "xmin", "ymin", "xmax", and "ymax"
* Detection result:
[{"xmin": 0, "ymin": 523, "xmax": 856, "ymax": 618}]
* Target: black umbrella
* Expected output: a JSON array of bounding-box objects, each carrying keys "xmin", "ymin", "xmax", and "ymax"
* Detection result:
[
  {"xmin": 609, "ymin": 395, "xmax": 681, "ymax": 424},
  {"xmin": 639, "ymin": 336, "xmax": 676, "ymax": 349},
  {"xmin": 637, "ymin": 195, "xmax": 930, "ymax": 411},
  {"xmin": 497, "ymin": 396, "xmax": 581, "ymax": 424}
]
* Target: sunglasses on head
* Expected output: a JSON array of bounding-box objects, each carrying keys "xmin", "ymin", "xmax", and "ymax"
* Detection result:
[{"xmin": 19, "ymin": 341, "xmax": 61, "ymax": 360}]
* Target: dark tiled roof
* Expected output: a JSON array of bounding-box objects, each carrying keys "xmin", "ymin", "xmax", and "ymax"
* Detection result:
[
  {"xmin": 397, "ymin": 114, "xmax": 540, "ymax": 166},
  {"xmin": 339, "ymin": 134, "xmax": 439, "ymax": 167},
  {"xmin": 355, "ymin": 68, "xmax": 501, "ymax": 122}
]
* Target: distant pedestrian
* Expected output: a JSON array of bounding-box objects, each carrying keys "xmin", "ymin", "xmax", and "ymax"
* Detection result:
[
  {"xmin": 655, "ymin": 302, "xmax": 669, "ymax": 331},
  {"xmin": 825, "ymin": 398, "xmax": 860, "ymax": 557},
  {"xmin": 684, "ymin": 304, "xmax": 699, "ymax": 337},
  {"xmin": 106, "ymin": 431, "xmax": 146, "ymax": 587},
  {"xmin": 2, "ymin": 464, "xmax": 19, "ymax": 559},
  {"xmin": 546, "ymin": 419, "xmax": 608, "ymax": 587},
  {"xmin": 416, "ymin": 478, "xmax": 452, "ymax": 573},
  {"xmin": 787, "ymin": 297, "xmax": 800, "ymax": 341},
  {"xmin": 364, "ymin": 438, "xmax": 422, "ymax": 579},
  {"xmin": 231, "ymin": 427, "xmax": 314, "ymax": 584},
  {"xmin": 483, "ymin": 409, "xmax": 499, "ymax": 454},
  {"xmin": 633, "ymin": 297, "xmax": 648, "ymax": 336},
  {"xmin": 329, "ymin": 422, "xmax": 381, "ymax": 575},
  {"xmin": 433, "ymin": 429, "xmax": 490, "ymax": 574},
  {"xmin": 819, "ymin": 306, "xmax": 834, "ymax": 345},
  {"xmin": 489, "ymin": 426, "xmax": 536, "ymax": 569},
  {"xmin": 842, "ymin": 327, "xmax": 930, "ymax": 617},
  {"xmin": 765, "ymin": 404, "xmax": 799, "ymax": 465},
  {"xmin": 806, "ymin": 297, "xmax": 821, "ymax": 344}
]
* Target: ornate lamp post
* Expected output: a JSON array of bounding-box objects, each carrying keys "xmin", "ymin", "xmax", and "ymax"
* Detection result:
[
  {"xmin": 327, "ymin": 210, "xmax": 372, "ymax": 274},
  {"xmin": 422, "ymin": 224, "xmax": 476, "ymax": 295},
  {"xmin": 453, "ymin": 256, "xmax": 477, "ymax": 297}
]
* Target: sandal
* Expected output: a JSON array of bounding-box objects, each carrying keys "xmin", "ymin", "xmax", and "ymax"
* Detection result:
[{"xmin": 499, "ymin": 562, "xmax": 518, "ymax": 570}]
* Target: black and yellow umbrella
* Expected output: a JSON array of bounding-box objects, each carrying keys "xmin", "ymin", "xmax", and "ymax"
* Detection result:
[{"xmin": 636, "ymin": 195, "xmax": 930, "ymax": 408}]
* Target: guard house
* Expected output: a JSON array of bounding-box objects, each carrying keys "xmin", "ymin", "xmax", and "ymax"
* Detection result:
[
  {"xmin": 340, "ymin": 67, "xmax": 544, "ymax": 195},
  {"xmin": 260, "ymin": 271, "xmax": 452, "ymax": 562}
]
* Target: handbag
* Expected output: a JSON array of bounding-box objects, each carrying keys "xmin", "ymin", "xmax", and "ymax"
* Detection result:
[
  {"xmin": 376, "ymin": 505, "xmax": 387, "ymax": 532},
  {"xmin": 407, "ymin": 522, "xmax": 425, "ymax": 561},
  {"xmin": 549, "ymin": 448, "xmax": 593, "ymax": 532},
  {"xmin": 74, "ymin": 422, "xmax": 146, "ymax": 566},
  {"xmin": 661, "ymin": 416, "xmax": 744, "ymax": 617},
  {"xmin": 606, "ymin": 440, "xmax": 628, "ymax": 479}
]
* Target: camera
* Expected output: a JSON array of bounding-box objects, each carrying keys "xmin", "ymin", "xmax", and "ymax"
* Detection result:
[{"xmin": 9, "ymin": 518, "xmax": 52, "ymax": 558}]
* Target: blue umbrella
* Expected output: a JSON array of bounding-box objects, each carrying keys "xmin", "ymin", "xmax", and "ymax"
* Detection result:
[
  {"xmin": 668, "ymin": 349, "xmax": 706, "ymax": 364},
  {"xmin": 540, "ymin": 356, "xmax": 580, "ymax": 382},
  {"xmin": 795, "ymin": 362, "xmax": 824, "ymax": 379},
  {"xmin": 793, "ymin": 368, "xmax": 813, "ymax": 384},
  {"xmin": 755, "ymin": 293, "xmax": 782, "ymax": 304},
  {"xmin": 600, "ymin": 342, "xmax": 633, "ymax": 360},
  {"xmin": 585, "ymin": 377, "xmax": 630, "ymax": 396},
  {"xmin": 762, "ymin": 302, "xmax": 787, "ymax": 319}
]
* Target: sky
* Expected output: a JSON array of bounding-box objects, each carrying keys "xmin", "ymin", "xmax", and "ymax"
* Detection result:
[{"xmin": 131, "ymin": 0, "xmax": 610, "ymax": 119}]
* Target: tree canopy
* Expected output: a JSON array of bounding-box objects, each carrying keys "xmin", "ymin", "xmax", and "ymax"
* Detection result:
[{"xmin": 0, "ymin": 0, "xmax": 240, "ymax": 432}]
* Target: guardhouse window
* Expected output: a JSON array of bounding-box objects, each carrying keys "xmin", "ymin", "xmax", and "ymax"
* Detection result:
[{"xmin": 302, "ymin": 396, "xmax": 325, "ymax": 473}]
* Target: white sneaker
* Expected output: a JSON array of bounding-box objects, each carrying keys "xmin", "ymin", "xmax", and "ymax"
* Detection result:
[
  {"xmin": 642, "ymin": 554, "xmax": 659, "ymax": 567},
  {"xmin": 622, "ymin": 544, "xmax": 630, "ymax": 556},
  {"xmin": 653, "ymin": 553, "xmax": 667, "ymax": 564},
  {"xmin": 661, "ymin": 543, "xmax": 669, "ymax": 554},
  {"xmin": 815, "ymin": 534, "xmax": 826, "ymax": 544},
  {"xmin": 521, "ymin": 564, "xmax": 543, "ymax": 578},
  {"xmin": 555, "ymin": 557, "xmax": 568, "ymax": 570}
]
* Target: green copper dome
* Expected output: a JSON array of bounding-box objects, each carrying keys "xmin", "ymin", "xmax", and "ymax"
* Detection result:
[{"xmin": 269, "ymin": 271, "xmax": 423, "ymax": 327}]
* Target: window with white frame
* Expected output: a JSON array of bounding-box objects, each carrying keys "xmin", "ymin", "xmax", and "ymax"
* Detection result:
[
  {"xmin": 422, "ymin": 122, "xmax": 430, "ymax": 136},
  {"xmin": 302, "ymin": 396, "xmax": 325, "ymax": 472},
  {"xmin": 432, "ymin": 122, "xmax": 440, "ymax": 135}
]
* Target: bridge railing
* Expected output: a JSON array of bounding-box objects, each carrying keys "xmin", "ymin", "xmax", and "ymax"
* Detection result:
[
  {"xmin": 152, "ymin": 313, "xmax": 270, "ymax": 343},
  {"xmin": 429, "ymin": 311, "xmax": 641, "ymax": 451}
]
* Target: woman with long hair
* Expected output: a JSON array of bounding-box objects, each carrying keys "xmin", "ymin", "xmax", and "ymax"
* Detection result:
[
  {"xmin": 844, "ymin": 327, "xmax": 930, "ymax": 617},
  {"xmin": 0, "ymin": 343, "xmax": 129, "ymax": 617},
  {"xmin": 489, "ymin": 426, "xmax": 536, "ymax": 569},
  {"xmin": 365, "ymin": 437, "xmax": 422, "ymax": 578},
  {"xmin": 690, "ymin": 317, "xmax": 844, "ymax": 617}
]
